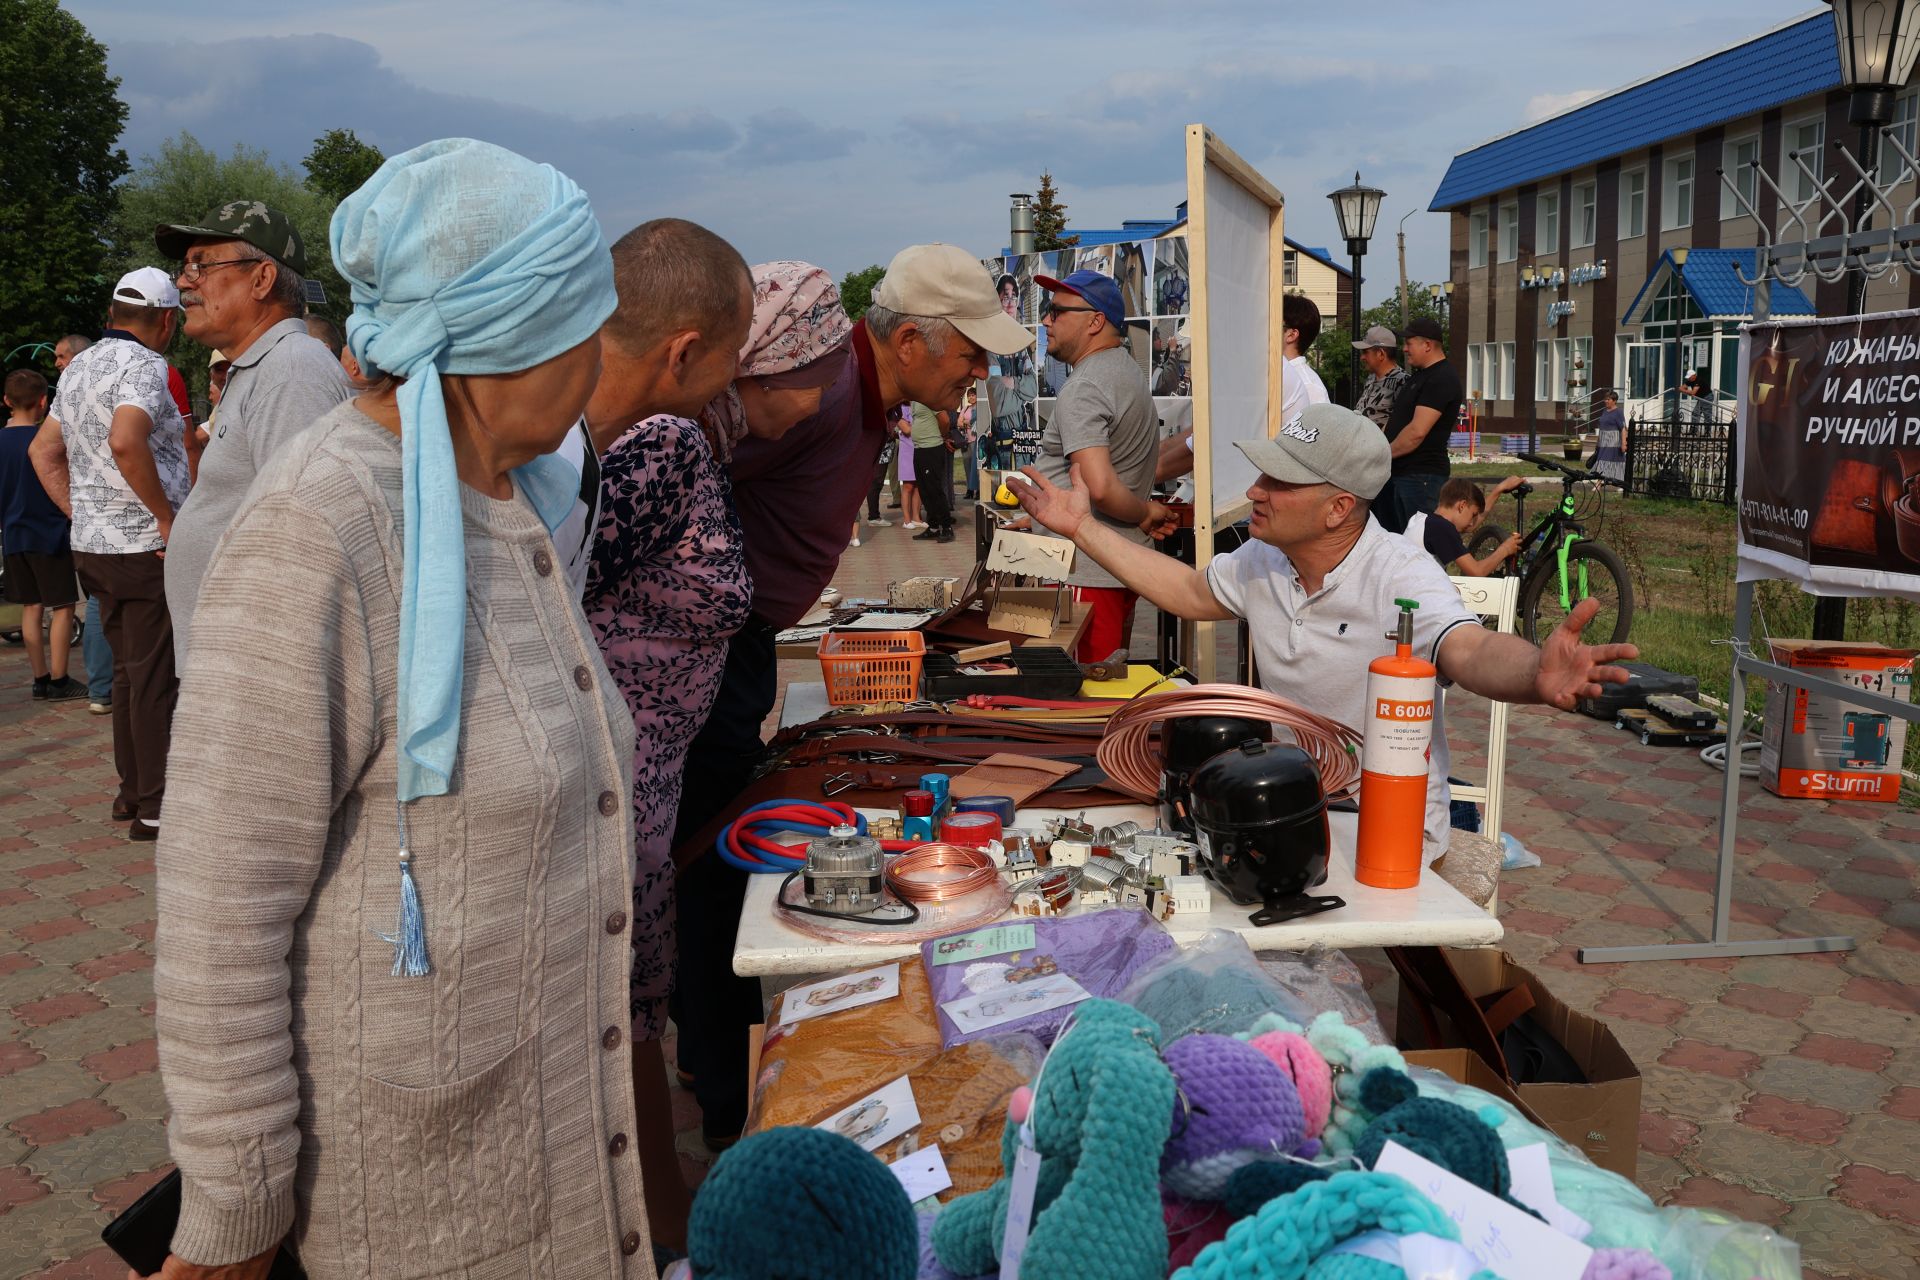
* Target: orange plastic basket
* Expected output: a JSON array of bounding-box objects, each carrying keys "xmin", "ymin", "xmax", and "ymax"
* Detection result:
[{"xmin": 817, "ymin": 630, "xmax": 926, "ymax": 706}]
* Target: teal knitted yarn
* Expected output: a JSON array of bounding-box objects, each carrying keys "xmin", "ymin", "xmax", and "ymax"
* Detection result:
[
  {"xmin": 933, "ymin": 999, "xmax": 1175, "ymax": 1280},
  {"xmin": 688, "ymin": 1126, "xmax": 917, "ymax": 1280},
  {"xmin": 1174, "ymin": 1170, "xmax": 1486, "ymax": 1280}
]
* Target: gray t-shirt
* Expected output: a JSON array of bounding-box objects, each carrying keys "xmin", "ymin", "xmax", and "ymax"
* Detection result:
[
  {"xmin": 165, "ymin": 318, "xmax": 353, "ymax": 657},
  {"xmin": 1205, "ymin": 518, "xmax": 1479, "ymax": 860},
  {"xmin": 1033, "ymin": 344, "xmax": 1155, "ymax": 588}
]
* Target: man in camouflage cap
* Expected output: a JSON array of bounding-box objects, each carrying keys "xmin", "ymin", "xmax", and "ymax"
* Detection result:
[{"xmin": 154, "ymin": 202, "xmax": 351, "ymax": 657}]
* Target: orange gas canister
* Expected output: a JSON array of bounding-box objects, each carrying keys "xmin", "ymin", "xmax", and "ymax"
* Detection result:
[{"xmin": 1355, "ymin": 597, "xmax": 1435, "ymax": 888}]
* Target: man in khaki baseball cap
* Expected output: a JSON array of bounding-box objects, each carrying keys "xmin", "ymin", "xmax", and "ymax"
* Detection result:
[{"xmin": 866, "ymin": 243, "xmax": 1034, "ymax": 415}]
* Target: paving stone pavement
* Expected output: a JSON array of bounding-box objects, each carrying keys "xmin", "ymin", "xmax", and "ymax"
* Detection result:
[{"xmin": 5, "ymin": 513, "xmax": 1918, "ymax": 1278}]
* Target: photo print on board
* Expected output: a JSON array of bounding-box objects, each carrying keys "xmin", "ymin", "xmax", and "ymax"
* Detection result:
[
  {"xmin": 1117, "ymin": 241, "xmax": 1151, "ymax": 317},
  {"xmin": 1152, "ymin": 317, "xmax": 1191, "ymax": 397},
  {"xmin": 1155, "ymin": 234, "xmax": 1190, "ymax": 318}
]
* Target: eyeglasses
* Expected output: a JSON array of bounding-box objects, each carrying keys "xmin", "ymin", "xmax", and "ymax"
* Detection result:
[
  {"xmin": 175, "ymin": 257, "xmax": 262, "ymax": 283},
  {"xmin": 1043, "ymin": 303, "xmax": 1097, "ymax": 320}
]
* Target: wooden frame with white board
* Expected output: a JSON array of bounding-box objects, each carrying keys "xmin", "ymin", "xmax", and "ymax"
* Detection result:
[{"xmin": 1184, "ymin": 123, "xmax": 1286, "ymax": 680}]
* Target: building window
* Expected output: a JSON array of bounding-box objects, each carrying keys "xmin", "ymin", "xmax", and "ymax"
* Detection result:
[
  {"xmin": 1882, "ymin": 90, "xmax": 1919, "ymax": 184},
  {"xmin": 1466, "ymin": 345, "xmax": 1482, "ymax": 400},
  {"xmin": 1498, "ymin": 202, "xmax": 1519, "ymax": 262},
  {"xmin": 1537, "ymin": 190, "xmax": 1560, "ymax": 256},
  {"xmin": 1501, "ymin": 341, "xmax": 1517, "ymax": 401},
  {"xmin": 1620, "ymin": 167, "xmax": 1647, "ymax": 238},
  {"xmin": 1470, "ymin": 209, "xmax": 1489, "ymax": 269},
  {"xmin": 1573, "ymin": 181, "xmax": 1597, "ymax": 248},
  {"xmin": 1283, "ymin": 250, "xmax": 1298, "ymax": 287},
  {"xmin": 1536, "ymin": 340, "xmax": 1553, "ymax": 402},
  {"xmin": 1663, "ymin": 155, "xmax": 1694, "ymax": 230},
  {"xmin": 1570, "ymin": 337, "xmax": 1593, "ymax": 403},
  {"xmin": 1785, "ymin": 117, "xmax": 1825, "ymax": 206},
  {"xmin": 1722, "ymin": 134, "xmax": 1760, "ymax": 219}
]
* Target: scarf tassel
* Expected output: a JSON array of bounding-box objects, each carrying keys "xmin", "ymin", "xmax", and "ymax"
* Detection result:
[{"xmin": 381, "ymin": 846, "xmax": 432, "ymax": 978}]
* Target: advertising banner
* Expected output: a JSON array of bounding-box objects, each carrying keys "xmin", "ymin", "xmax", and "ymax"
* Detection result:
[{"xmin": 1738, "ymin": 312, "xmax": 1920, "ymax": 602}]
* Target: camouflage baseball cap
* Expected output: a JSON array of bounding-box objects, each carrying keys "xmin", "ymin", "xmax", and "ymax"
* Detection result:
[{"xmin": 155, "ymin": 200, "xmax": 309, "ymax": 276}]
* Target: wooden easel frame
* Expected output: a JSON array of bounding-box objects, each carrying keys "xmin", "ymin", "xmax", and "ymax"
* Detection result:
[{"xmin": 1184, "ymin": 124, "xmax": 1287, "ymax": 680}]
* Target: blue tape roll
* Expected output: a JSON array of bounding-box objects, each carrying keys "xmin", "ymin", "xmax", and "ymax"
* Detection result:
[{"xmin": 955, "ymin": 795, "xmax": 1016, "ymax": 826}]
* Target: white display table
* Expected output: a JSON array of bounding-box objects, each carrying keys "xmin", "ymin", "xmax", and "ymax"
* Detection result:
[{"xmin": 731, "ymin": 802, "xmax": 1501, "ymax": 978}]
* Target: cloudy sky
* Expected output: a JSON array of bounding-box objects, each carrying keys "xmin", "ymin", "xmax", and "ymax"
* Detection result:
[{"xmin": 69, "ymin": 0, "xmax": 1818, "ymax": 292}]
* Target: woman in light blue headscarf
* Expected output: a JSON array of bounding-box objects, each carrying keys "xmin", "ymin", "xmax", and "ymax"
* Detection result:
[{"xmin": 152, "ymin": 139, "xmax": 654, "ymax": 1280}]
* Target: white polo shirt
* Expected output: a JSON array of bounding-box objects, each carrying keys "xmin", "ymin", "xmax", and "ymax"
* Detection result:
[{"xmin": 1205, "ymin": 516, "xmax": 1480, "ymax": 860}]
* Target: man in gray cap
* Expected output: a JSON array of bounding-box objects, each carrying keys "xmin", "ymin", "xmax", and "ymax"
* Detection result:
[
  {"xmin": 154, "ymin": 202, "xmax": 352, "ymax": 656},
  {"xmin": 1011, "ymin": 401, "xmax": 1637, "ymax": 864},
  {"xmin": 1352, "ymin": 324, "xmax": 1408, "ymax": 432}
]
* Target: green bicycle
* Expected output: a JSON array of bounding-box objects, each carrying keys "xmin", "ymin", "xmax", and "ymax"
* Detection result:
[{"xmin": 1467, "ymin": 451, "xmax": 1635, "ymax": 647}]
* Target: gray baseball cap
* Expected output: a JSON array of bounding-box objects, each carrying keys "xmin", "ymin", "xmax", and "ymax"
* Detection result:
[
  {"xmin": 1351, "ymin": 324, "xmax": 1398, "ymax": 351},
  {"xmin": 1235, "ymin": 402, "xmax": 1391, "ymax": 500}
]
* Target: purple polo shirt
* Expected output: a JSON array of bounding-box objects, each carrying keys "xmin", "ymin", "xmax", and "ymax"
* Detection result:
[{"xmin": 728, "ymin": 320, "xmax": 894, "ymax": 628}]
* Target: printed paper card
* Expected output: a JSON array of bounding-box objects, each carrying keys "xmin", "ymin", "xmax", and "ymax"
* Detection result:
[
  {"xmin": 940, "ymin": 973, "xmax": 1089, "ymax": 1035},
  {"xmin": 889, "ymin": 1144, "xmax": 953, "ymax": 1202},
  {"xmin": 928, "ymin": 923, "xmax": 1036, "ymax": 966},
  {"xmin": 1373, "ymin": 1141, "xmax": 1592, "ymax": 1280},
  {"xmin": 776, "ymin": 964, "xmax": 900, "ymax": 1026},
  {"xmin": 815, "ymin": 1075, "xmax": 920, "ymax": 1153}
]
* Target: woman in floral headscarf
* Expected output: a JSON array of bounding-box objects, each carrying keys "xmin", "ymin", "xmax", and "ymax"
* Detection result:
[{"xmin": 582, "ymin": 259, "xmax": 850, "ymax": 1244}]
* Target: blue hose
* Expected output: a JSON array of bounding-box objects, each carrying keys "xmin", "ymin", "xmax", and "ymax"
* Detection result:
[{"xmin": 713, "ymin": 800, "xmax": 871, "ymax": 874}]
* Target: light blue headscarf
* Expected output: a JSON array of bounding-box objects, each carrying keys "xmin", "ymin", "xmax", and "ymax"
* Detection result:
[{"xmin": 331, "ymin": 137, "xmax": 616, "ymax": 806}]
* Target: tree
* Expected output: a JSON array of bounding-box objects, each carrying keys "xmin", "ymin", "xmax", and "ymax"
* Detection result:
[
  {"xmin": 0, "ymin": 0, "xmax": 130, "ymax": 370},
  {"xmin": 105, "ymin": 133, "xmax": 352, "ymax": 399},
  {"xmin": 1033, "ymin": 172, "xmax": 1079, "ymax": 251},
  {"xmin": 838, "ymin": 264, "xmax": 886, "ymax": 321},
  {"xmin": 304, "ymin": 128, "xmax": 386, "ymax": 205},
  {"xmin": 1303, "ymin": 279, "xmax": 1453, "ymax": 407}
]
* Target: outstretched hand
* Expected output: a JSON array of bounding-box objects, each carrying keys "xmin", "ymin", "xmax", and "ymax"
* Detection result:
[
  {"xmin": 1005, "ymin": 464, "xmax": 1092, "ymax": 540},
  {"xmin": 1534, "ymin": 597, "xmax": 1639, "ymax": 710}
]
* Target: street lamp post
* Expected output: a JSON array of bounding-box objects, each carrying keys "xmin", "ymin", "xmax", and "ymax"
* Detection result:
[
  {"xmin": 1329, "ymin": 172, "xmax": 1385, "ymax": 407},
  {"xmin": 1813, "ymin": 0, "xmax": 1920, "ymax": 639}
]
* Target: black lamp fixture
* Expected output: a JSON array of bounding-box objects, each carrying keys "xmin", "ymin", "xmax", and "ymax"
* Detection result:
[
  {"xmin": 1328, "ymin": 172, "xmax": 1386, "ymax": 402},
  {"xmin": 1827, "ymin": 0, "xmax": 1920, "ymax": 126}
]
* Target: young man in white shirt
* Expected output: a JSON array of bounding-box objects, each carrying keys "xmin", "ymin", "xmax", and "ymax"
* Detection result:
[{"xmin": 1013, "ymin": 402, "xmax": 1637, "ymax": 863}]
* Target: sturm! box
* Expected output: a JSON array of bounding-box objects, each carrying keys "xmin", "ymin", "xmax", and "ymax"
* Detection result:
[{"xmin": 1760, "ymin": 640, "xmax": 1915, "ymax": 803}]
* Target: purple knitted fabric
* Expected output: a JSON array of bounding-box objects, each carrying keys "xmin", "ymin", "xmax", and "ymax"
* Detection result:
[
  {"xmin": 1582, "ymin": 1248, "xmax": 1671, "ymax": 1280},
  {"xmin": 1160, "ymin": 1034, "xmax": 1307, "ymax": 1200}
]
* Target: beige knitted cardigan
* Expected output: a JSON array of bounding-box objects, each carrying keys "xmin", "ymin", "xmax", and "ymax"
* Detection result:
[{"xmin": 155, "ymin": 405, "xmax": 654, "ymax": 1279}]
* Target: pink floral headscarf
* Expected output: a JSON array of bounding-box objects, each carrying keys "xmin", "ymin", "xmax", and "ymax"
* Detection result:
[{"xmin": 703, "ymin": 260, "xmax": 853, "ymax": 457}]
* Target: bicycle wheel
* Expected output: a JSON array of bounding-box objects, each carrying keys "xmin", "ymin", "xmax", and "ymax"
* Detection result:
[
  {"xmin": 1519, "ymin": 539, "xmax": 1634, "ymax": 646},
  {"xmin": 1467, "ymin": 523, "xmax": 1512, "ymax": 570}
]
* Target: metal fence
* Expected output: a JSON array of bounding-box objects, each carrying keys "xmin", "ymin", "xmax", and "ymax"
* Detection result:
[{"xmin": 1623, "ymin": 413, "xmax": 1736, "ymax": 504}]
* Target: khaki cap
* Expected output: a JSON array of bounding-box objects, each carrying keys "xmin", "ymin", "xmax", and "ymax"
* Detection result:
[
  {"xmin": 1236, "ymin": 402, "xmax": 1390, "ymax": 500},
  {"xmin": 872, "ymin": 244, "xmax": 1034, "ymax": 356}
]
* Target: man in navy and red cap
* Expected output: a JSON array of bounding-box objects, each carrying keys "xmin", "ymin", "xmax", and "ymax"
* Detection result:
[{"xmin": 1030, "ymin": 268, "xmax": 1171, "ymax": 661}]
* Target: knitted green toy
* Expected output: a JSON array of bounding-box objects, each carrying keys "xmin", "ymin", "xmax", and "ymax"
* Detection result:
[
  {"xmin": 688, "ymin": 1126, "xmax": 918, "ymax": 1280},
  {"xmin": 932, "ymin": 999, "xmax": 1175, "ymax": 1280}
]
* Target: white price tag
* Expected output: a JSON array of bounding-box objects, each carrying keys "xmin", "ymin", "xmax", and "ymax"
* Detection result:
[{"xmin": 998, "ymin": 1128, "xmax": 1043, "ymax": 1279}]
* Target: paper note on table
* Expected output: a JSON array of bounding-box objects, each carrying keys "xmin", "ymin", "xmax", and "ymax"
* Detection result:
[
  {"xmin": 889, "ymin": 1144, "xmax": 953, "ymax": 1202},
  {"xmin": 927, "ymin": 922, "xmax": 1036, "ymax": 966},
  {"xmin": 837, "ymin": 611, "xmax": 936, "ymax": 630},
  {"xmin": 940, "ymin": 974, "xmax": 1090, "ymax": 1035},
  {"xmin": 1505, "ymin": 1144, "xmax": 1592, "ymax": 1240},
  {"xmin": 815, "ymin": 1075, "xmax": 920, "ymax": 1153},
  {"xmin": 776, "ymin": 964, "xmax": 900, "ymax": 1026},
  {"xmin": 985, "ymin": 528, "xmax": 1074, "ymax": 580},
  {"xmin": 1372, "ymin": 1141, "xmax": 1593, "ymax": 1280}
]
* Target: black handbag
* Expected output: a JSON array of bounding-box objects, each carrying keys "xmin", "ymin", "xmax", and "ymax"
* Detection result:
[{"xmin": 101, "ymin": 1169, "xmax": 306, "ymax": 1279}]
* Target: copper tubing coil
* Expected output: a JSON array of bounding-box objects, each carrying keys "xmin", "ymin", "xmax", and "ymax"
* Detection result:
[
  {"xmin": 885, "ymin": 843, "xmax": 1002, "ymax": 902},
  {"xmin": 1095, "ymin": 683, "xmax": 1364, "ymax": 802}
]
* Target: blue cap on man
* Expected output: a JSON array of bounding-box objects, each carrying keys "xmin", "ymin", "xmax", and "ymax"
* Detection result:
[{"xmin": 1035, "ymin": 269, "xmax": 1126, "ymax": 331}]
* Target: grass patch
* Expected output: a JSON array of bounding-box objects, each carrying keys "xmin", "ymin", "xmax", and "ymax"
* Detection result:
[{"xmin": 1450, "ymin": 458, "xmax": 1920, "ymax": 793}]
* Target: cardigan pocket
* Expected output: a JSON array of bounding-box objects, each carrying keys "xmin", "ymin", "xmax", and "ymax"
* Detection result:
[{"xmin": 359, "ymin": 1035, "xmax": 550, "ymax": 1277}]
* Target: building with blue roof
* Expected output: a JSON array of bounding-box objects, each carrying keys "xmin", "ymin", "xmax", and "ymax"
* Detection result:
[{"xmin": 1429, "ymin": 7, "xmax": 1908, "ymax": 438}]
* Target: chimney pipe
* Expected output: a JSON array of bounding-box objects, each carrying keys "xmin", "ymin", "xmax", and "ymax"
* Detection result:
[{"xmin": 1009, "ymin": 193, "xmax": 1035, "ymax": 256}]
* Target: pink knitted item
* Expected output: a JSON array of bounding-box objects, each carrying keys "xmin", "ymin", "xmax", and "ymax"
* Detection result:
[
  {"xmin": 1248, "ymin": 1030, "xmax": 1333, "ymax": 1141},
  {"xmin": 1581, "ymin": 1248, "xmax": 1671, "ymax": 1280}
]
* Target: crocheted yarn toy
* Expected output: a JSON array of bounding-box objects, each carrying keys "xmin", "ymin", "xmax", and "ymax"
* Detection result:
[
  {"xmin": 1161, "ymin": 1033, "xmax": 1308, "ymax": 1199},
  {"xmin": 1246, "ymin": 1028, "xmax": 1333, "ymax": 1149},
  {"xmin": 932, "ymin": 999, "xmax": 1175, "ymax": 1280},
  {"xmin": 1583, "ymin": 1248, "xmax": 1671, "ymax": 1280},
  {"xmin": 1175, "ymin": 1169, "xmax": 1499, "ymax": 1280},
  {"xmin": 688, "ymin": 1126, "xmax": 917, "ymax": 1280},
  {"xmin": 1299, "ymin": 1011, "xmax": 1407, "ymax": 1158}
]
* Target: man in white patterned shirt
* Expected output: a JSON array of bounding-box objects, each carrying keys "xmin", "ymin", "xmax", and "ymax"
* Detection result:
[{"xmin": 30, "ymin": 267, "xmax": 191, "ymax": 841}]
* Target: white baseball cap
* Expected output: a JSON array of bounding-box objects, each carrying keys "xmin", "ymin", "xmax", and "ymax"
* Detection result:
[
  {"xmin": 872, "ymin": 244, "xmax": 1034, "ymax": 356},
  {"xmin": 113, "ymin": 266, "xmax": 180, "ymax": 310}
]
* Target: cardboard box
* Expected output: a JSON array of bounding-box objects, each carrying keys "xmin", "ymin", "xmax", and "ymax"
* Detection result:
[
  {"xmin": 1759, "ymin": 640, "xmax": 1915, "ymax": 803},
  {"xmin": 1403, "ymin": 1048, "xmax": 1549, "ymax": 1132},
  {"xmin": 1395, "ymin": 949, "xmax": 1642, "ymax": 1180}
]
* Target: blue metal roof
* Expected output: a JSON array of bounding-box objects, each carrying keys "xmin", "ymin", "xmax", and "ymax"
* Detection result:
[
  {"xmin": 1621, "ymin": 248, "xmax": 1815, "ymax": 322},
  {"xmin": 997, "ymin": 217, "xmax": 1351, "ymax": 277},
  {"xmin": 1431, "ymin": 10, "xmax": 1839, "ymax": 211}
]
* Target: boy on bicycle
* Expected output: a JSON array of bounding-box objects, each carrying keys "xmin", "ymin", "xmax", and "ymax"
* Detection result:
[{"xmin": 1405, "ymin": 476, "xmax": 1524, "ymax": 576}]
